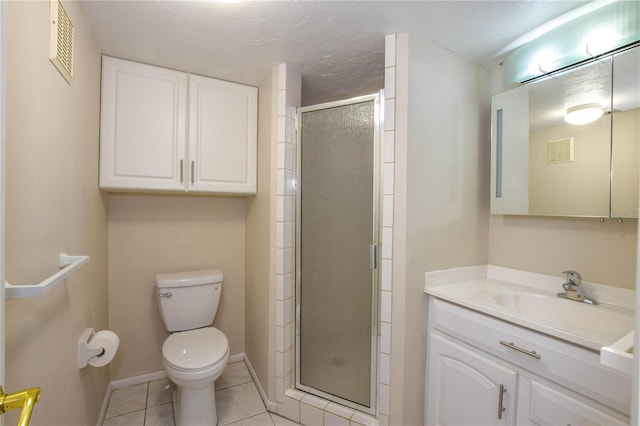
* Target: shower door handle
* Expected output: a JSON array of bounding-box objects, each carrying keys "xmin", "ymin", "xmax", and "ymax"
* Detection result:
[{"xmin": 369, "ymin": 244, "xmax": 377, "ymax": 270}]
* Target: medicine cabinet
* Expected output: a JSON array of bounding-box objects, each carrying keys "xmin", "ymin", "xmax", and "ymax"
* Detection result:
[{"xmin": 490, "ymin": 45, "xmax": 639, "ymax": 218}]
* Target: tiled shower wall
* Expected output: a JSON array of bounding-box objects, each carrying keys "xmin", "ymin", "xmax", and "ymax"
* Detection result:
[
  {"xmin": 272, "ymin": 33, "xmax": 397, "ymax": 424},
  {"xmin": 378, "ymin": 33, "xmax": 397, "ymax": 426},
  {"xmin": 274, "ymin": 63, "xmax": 300, "ymax": 408}
]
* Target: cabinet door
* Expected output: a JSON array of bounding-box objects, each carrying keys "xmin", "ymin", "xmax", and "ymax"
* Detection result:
[
  {"xmin": 427, "ymin": 333, "xmax": 517, "ymax": 426},
  {"xmin": 188, "ymin": 75, "xmax": 257, "ymax": 194},
  {"xmin": 517, "ymin": 379, "xmax": 628, "ymax": 425},
  {"xmin": 100, "ymin": 56, "xmax": 187, "ymax": 191}
]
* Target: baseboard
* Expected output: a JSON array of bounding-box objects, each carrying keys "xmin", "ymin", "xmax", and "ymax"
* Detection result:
[
  {"xmin": 110, "ymin": 370, "xmax": 168, "ymax": 389},
  {"xmin": 228, "ymin": 352, "xmax": 245, "ymax": 364},
  {"xmin": 243, "ymin": 354, "xmax": 278, "ymax": 412}
]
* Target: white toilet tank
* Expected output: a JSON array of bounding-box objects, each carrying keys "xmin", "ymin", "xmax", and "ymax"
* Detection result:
[{"xmin": 156, "ymin": 269, "xmax": 223, "ymax": 332}]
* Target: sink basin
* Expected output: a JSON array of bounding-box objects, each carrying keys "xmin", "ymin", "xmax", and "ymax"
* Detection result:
[
  {"xmin": 424, "ymin": 269, "xmax": 636, "ymax": 353},
  {"xmin": 493, "ymin": 293, "xmax": 634, "ymax": 344}
]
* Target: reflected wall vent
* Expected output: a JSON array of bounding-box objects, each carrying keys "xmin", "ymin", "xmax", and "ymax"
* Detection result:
[
  {"xmin": 49, "ymin": 0, "xmax": 74, "ymax": 84},
  {"xmin": 547, "ymin": 137, "xmax": 574, "ymax": 164}
]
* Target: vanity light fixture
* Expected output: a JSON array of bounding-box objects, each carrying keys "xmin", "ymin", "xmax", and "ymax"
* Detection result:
[
  {"xmin": 563, "ymin": 103, "xmax": 604, "ymax": 125},
  {"xmin": 585, "ymin": 27, "xmax": 620, "ymax": 57}
]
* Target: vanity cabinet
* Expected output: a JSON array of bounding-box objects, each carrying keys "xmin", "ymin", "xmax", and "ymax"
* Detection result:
[
  {"xmin": 99, "ymin": 56, "xmax": 257, "ymax": 194},
  {"xmin": 517, "ymin": 377, "xmax": 627, "ymax": 425},
  {"xmin": 426, "ymin": 297, "xmax": 630, "ymax": 425},
  {"xmin": 427, "ymin": 332, "xmax": 517, "ymax": 425}
]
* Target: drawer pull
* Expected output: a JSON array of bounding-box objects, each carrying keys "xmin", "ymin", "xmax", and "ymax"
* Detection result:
[
  {"xmin": 499, "ymin": 340, "xmax": 541, "ymax": 359},
  {"xmin": 497, "ymin": 384, "xmax": 506, "ymax": 419},
  {"xmin": 180, "ymin": 160, "xmax": 184, "ymax": 183}
]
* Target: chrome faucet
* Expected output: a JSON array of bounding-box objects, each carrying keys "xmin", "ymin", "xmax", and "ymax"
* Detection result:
[{"xmin": 557, "ymin": 270, "xmax": 597, "ymax": 305}]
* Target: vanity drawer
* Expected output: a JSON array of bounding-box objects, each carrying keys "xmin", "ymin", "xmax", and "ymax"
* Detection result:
[{"xmin": 428, "ymin": 297, "xmax": 631, "ymax": 414}]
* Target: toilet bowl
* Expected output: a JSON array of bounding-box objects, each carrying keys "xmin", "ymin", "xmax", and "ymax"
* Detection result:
[
  {"xmin": 156, "ymin": 269, "xmax": 228, "ymax": 426},
  {"xmin": 162, "ymin": 327, "xmax": 229, "ymax": 425}
]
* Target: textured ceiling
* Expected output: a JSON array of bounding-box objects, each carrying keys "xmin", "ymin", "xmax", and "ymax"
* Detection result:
[{"xmin": 78, "ymin": 0, "xmax": 589, "ymax": 105}]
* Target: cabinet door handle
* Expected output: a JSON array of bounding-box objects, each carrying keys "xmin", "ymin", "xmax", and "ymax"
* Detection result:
[
  {"xmin": 497, "ymin": 384, "xmax": 506, "ymax": 419},
  {"xmin": 180, "ymin": 160, "xmax": 184, "ymax": 184},
  {"xmin": 191, "ymin": 161, "xmax": 195, "ymax": 184},
  {"xmin": 499, "ymin": 340, "xmax": 541, "ymax": 359}
]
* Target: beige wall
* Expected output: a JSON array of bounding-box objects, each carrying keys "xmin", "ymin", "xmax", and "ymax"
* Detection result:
[
  {"xmin": 391, "ymin": 33, "xmax": 490, "ymax": 426},
  {"xmin": 107, "ymin": 194, "xmax": 246, "ymax": 380},
  {"xmin": 529, "ymin": 117, "xmax": 611, "ymax": 216},
  {"xmin": 245, "ymin": 67, "xmax": 277, "ymax": 397},
  {"xmin": 4, "ymin": 1, "xmax": 108, "ymax": 425},
  {"xmin": 489, "ymin": 216, "xmax": 637, "ymax": 288}
]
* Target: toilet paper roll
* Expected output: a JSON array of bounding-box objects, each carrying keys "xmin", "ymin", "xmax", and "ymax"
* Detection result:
[{"xmin": 88, "ymin": 330, "xmax": 120, "ymax": 367}]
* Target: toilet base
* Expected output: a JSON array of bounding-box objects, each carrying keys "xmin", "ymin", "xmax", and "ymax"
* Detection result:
[{"xmin": 172, "ymin": 383, "xmax": 218, "ymax": 426}]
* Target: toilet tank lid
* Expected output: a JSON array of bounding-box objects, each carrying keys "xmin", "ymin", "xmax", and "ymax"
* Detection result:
[{"xmin": 156, "ymin": 269, "xmax": 223, "ymax": 288}]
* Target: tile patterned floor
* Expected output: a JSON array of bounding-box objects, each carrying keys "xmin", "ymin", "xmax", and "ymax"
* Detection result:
[{"xmin": 102, "ymin": 361, "xmax": 300, "ymax": 426}]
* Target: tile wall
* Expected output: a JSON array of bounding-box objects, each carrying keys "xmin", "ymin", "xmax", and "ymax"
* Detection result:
[
  {"xmin": 274, "ymin": 63, "xmax": 300, "ymax": 412},
  {"xmin": 271, "ymin": 33, "xmax": 398, "ymax": 426},
  {"xmin": 378, "ymin": 33, "xmax": 397, "ymax": 426}
]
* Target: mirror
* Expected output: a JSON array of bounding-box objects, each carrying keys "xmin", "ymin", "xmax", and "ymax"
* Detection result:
[
  {"xmin": 491, "ymin": 45, "xmax": 639, "ymax": 217},
  {"xmin": 611, "ymin": 47, "xmax": 640, "ymax": 218}
]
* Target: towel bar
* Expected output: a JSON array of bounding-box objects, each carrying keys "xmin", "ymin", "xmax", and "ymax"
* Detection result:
[{"xmin": 5, "ymin": 253, "xmax": 90, "ymax": 299}]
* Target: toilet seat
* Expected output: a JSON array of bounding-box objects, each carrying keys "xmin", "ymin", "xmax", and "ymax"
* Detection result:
[{"xmin": 163, "ymin": 327, "xmax": 229, "ymax": 372}]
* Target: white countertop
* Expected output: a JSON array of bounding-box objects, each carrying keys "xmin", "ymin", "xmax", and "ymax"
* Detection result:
[{"xmin": 424, "ymin": 265, "xmax": 635, "ymax": 374}]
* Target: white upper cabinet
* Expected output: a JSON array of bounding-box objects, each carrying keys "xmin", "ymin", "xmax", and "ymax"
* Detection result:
[
  {"xmin": 100, "ymin": 57, "xmax": 187, "ymax": 191},
  {"xmin": 99, "ymin": 56, "xmax": 257, "ymax": 194},
  {"xmin": 188, "ymin": 75, "xmax": 257, "ymax": 193}
]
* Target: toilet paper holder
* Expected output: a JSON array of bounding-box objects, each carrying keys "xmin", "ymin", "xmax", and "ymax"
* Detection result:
[{"xmin": 77, "ymin": 328, "xmax": 107, "ymax": 369}]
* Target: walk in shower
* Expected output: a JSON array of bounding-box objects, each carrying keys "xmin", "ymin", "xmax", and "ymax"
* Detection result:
[{"xmin": 296, "ymin": 94, "xmax": 380, "ymax": 413}]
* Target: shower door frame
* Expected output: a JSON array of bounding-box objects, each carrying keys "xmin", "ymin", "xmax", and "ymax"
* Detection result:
[{"xmin": 294, "ymin": 93, "xmax": 381, "ymax": 415}]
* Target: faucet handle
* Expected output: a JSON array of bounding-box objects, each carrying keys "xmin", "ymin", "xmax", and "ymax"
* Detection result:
[{"xmin": 562, "ymin": 270, "xmax": 582, "ymax": 285}]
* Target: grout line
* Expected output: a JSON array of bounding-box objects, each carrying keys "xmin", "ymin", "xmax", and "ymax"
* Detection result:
[
  {"xmin": 143, "ymin": 382, "xmax": 149, "ymax": 426},
  {"xmin": 145, "ymin": 382, "xmax": 150, "ymax": 408}
]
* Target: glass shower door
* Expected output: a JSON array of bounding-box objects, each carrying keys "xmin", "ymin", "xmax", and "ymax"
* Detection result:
[{"xmin": 296, "ymin": 95, "xmax": 379, "ymax": 412}]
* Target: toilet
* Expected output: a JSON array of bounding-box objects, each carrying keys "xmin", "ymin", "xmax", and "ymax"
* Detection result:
[{"xmin": 156, "ymin": 269, "xmax": 230, "ymax": 426}]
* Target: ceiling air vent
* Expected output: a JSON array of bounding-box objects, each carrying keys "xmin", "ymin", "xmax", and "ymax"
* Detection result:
[{"xmin": 49, "ymin": 0, "xmax": 74, "ymax": 83}]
